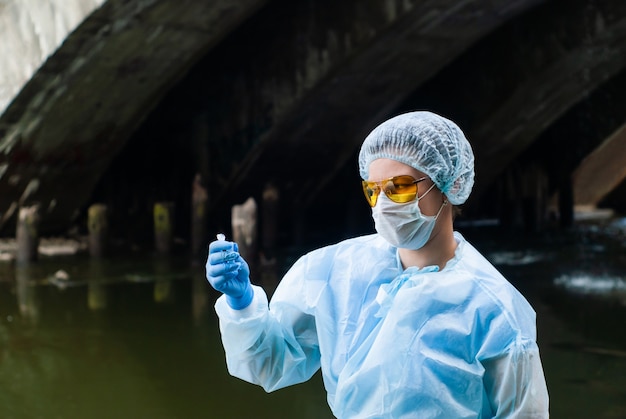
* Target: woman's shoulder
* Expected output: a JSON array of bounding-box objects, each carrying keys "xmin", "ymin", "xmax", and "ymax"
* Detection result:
[{"xmin": 453, "ymin": 233, "xmax": 537, "ymax": 338}]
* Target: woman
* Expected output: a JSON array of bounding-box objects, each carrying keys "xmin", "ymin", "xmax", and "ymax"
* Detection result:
[{"xmin": 206, "ymin": 111, "xmax": 549, "ymax": 418}]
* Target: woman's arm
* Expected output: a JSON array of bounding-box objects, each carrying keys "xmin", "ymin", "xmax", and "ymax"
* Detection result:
[
  {"xmin": 481, "ymin": 339, "xmax": 549, "ymax": 418},
  {"xmin": 215, "ymin": 255, "xmax": 322, "ymax": 393}
]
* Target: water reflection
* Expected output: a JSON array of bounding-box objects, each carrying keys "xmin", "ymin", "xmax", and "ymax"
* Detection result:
[
  {"xmin": 87, "ymin": 259, "xmax": 108, "ymax": 310},
  {"xmin": 191, "ymin": 274, "xmax": 209, "ymax": 324},
  {"xmin": 0, "ymin": 220, "xmax": 625, "ymax": 418},
  {"xmin": 554, "ymin": 273, "xmax": 626, "ymax": 298},
  {"xmin": 486, "ymin": 250, "xmax": 548, "ymax": 266},
  {"xmin": 15, "ymin": 265, "xmax": 39, "ymax": 324},
  {"xmin": 0, "ymin": 251, "xmax": 332, "ymax": 418},
  {"xmin": 154, "ymin": 258, "xmax": 174, "ymax": 304}
]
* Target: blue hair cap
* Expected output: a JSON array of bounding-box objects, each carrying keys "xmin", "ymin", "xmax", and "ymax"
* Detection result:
[{"xmin": 358, "ymin": 111, "xmax": 475, "ymax": 205}]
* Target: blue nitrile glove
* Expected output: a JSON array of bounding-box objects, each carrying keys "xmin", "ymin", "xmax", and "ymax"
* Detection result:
[{"xmin": 206, "ymin": 239, "xmax": 253, "ymax": 309}]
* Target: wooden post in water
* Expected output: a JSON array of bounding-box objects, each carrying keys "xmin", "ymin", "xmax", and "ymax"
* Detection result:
[
  {"xmin": 497, "ymin": 165, "xmax": 524, "ymax": 230},
  {"xmin": 232, "ymin": 197, "xmax": 258, "ymax": 274},
  {"xmin": 261, "ymin": 183, "xmax": 280, "ymax": 296},
  {"xmin": 525, "ymin": 165, "xmax": 549, "ymax": 233},
  {"xmin": 88, "ymin": 204, "xmax": 108, "ymax": 257},
  {"xmin": 154, "ymin": 202, "xmax": 175, "ymax": 254},
  {"xmin": 191, "ymin": 174, "xmax": 208, "ymax": 261},
  {"xmin": 16, "ymin": 205, "xmax": 40, "ymax": 264}
]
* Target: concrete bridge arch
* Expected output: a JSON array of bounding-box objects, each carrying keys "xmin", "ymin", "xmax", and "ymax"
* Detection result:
[{"xmin": 1, "ymin": 0, "xmax": 625, "ymax": 246}]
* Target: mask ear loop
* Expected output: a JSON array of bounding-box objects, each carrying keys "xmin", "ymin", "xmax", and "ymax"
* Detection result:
[
  {"xmin": 432, "ymin": 198, "xmax": 448, "ymax": 221},
  {"xmin": 416, "ymin": 182, "xmax": 437, "ymax": 201},
  {"xmin": 418, "ymin": 184, "xmax": 448, "ymax": 220}
]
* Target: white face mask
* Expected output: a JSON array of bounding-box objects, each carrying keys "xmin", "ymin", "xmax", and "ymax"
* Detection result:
[{"xmin": 372, "ymin": 183, "xmax": 447, "ymax": 249}]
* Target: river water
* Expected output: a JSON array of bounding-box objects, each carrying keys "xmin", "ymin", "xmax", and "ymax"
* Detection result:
[{"xmin": 1, "ymin": 218, "xmax": 626, "ymax": 418}]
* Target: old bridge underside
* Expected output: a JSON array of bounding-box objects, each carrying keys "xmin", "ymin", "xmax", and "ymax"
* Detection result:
[{"xmin": 1, "ymin": 0, "xmax": 625, "ymax": 245}]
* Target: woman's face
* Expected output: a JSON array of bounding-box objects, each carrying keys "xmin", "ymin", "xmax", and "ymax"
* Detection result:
[{"xmin": 367, "ymin": 158, "xmax": 444, "ymax": 216}]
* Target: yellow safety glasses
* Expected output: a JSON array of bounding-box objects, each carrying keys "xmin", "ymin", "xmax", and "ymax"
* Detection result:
[{"xmin": 362, "ymin": 175, "xmax": 429, "ymax": 207}]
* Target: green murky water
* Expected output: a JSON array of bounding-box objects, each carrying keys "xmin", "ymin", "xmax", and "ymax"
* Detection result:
[
  {"xmin": 1, "ymin": 219, "xmax": 626, "ymax": 418},
  {"xmin": 0, "ymin": 252, "xmax": 330, "ymax": 419}
]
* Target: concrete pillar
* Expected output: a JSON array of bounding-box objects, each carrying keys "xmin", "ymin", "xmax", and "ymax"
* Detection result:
[
  {"xmin": 521, "ymin": 165, "xmax": 549, "ymax": 233},
  {"xmin": 88, "ymin": 203, "xmax": 108, "ymax": 257},
  {"xmin": 191, "ymin": 174, "xmax": 208, "ymax": 261},
  {"xmin": 16, "ymin": 205, "xmax": 40, "ymax": 264},
  {"xmin": 154, "ymin": 202, "xmax": 175, "ymax": 254},
  {"xmin": 232, "ymin": 197, "xmax": 258, "ymax": 274},
  {"xmin": 497, "ymin": 167, "xmax": 524, "ymax": 230}
]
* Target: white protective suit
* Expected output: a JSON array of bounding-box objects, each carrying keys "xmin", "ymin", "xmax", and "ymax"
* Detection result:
[{"xmin": 215, "ymin": 232, "xmax": 550, "ymax": 418}]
